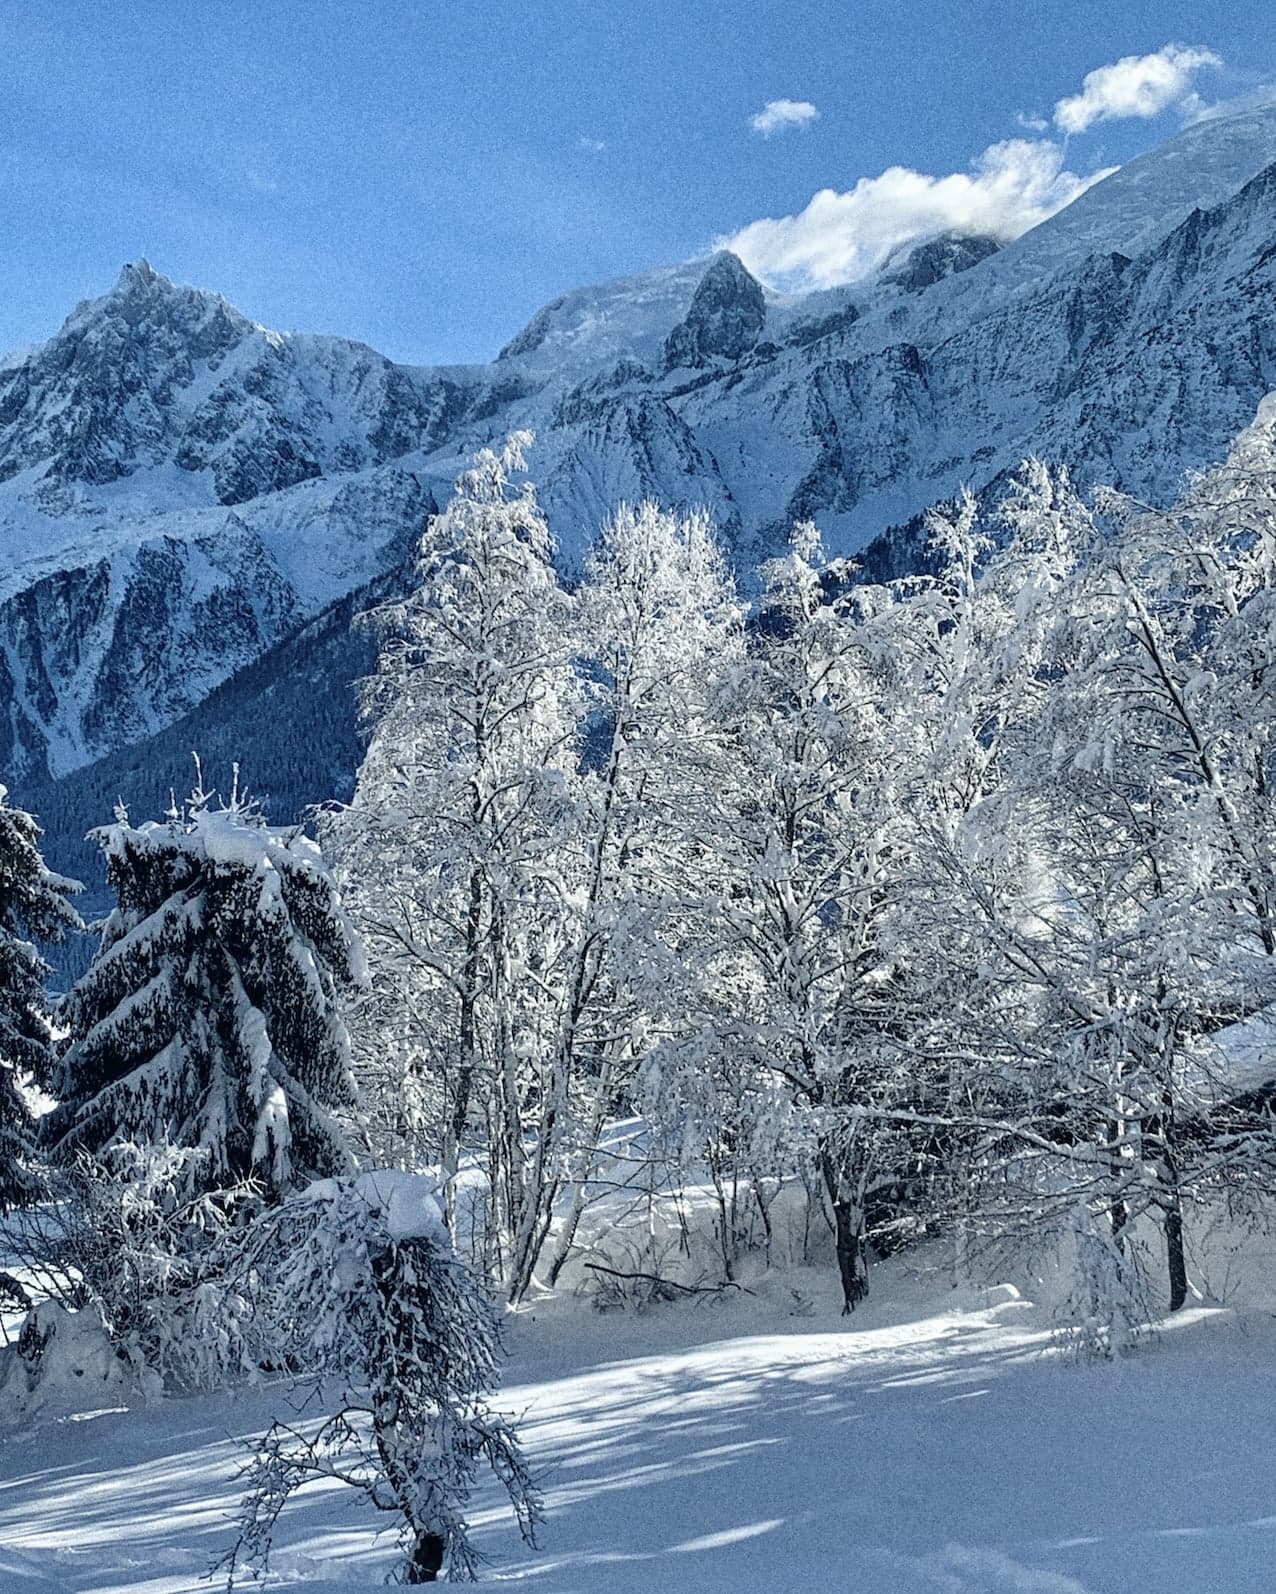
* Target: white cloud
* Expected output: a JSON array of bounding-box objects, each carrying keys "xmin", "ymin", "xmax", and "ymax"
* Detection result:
[
  {"xmin": 749, "ymin": 99, "xmax": 819, "ymax": 137},
  {"xmin": 1053, "ymin": 44, "xmax": 1221, "ymax": 134},
  {"xmin": 577, "ymin": 136, "xmax": 607, "ymax": 154},
  {"xmin": 723, "ymin": 138, "xmax": 1113, "ymax": 291}
]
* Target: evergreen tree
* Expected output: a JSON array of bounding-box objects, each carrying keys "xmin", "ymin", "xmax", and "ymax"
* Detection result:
[
  {"xmin": 0, "ymin": 785, "xmax": 81, "ymax": 1208},
  {"xmin": 48, "ymin": 774, "xmax": 362, "ymax": 1200}
]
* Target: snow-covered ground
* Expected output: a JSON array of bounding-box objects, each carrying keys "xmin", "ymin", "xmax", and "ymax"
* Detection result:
[{"xmin": 3, "ymin": 1254, "xmax": 1276, "ymax": 1594}]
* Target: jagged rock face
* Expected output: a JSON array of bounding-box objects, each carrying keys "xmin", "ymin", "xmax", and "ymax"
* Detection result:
[
  {"xmin": 3, "ymin": 101, "xmax": 1276, "ymax": 791},
  {"xmin": 0, "ymin": 261, "xmax": 250, "ymax": 490},
  {"xmin": 0, "ymin": 260, "xmax": 452, "ymax": 510},
  {"xmin": 884, "ymin": 233, "xmax": 1002, "ymax": 292},
  {"xmin": 672, "ymin": 155, "xmax": 1276, "ymax": 550},
  {"xmin": 787, "ymin": 303, "xmax": 861, "ymax": 348},
  {"xmin": 540, "ymin": 392, "xmax": 741, "ymax": 555},
  {"xmin": 0, "ymin": 527, "xmax": 298, "ymax": 779},
  {"xmin": 663, "ymin": 253, "xmax": 767, "ymax": 369}
]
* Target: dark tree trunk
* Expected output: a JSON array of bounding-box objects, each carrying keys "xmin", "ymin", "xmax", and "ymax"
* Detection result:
[
  {"xmin": 1159, "ymin": 1089, "xmax": 1188, "ymax": 1312},
  {"xmin": 1165, "ymin": 1201, "xmax": 1188, "ymax": 1313},
  {"xmin": 821, "ymin": 1149, "xmax": 868, "ymax": 1314},
  {"xmin": 406, "ymin": 1531, "xmax": 445, "ymax": 1583}
]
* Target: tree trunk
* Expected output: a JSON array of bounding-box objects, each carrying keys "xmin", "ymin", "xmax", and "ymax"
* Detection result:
[
  {"xmin": 374, "ymin": 1388, "xmax": 447, "ymax": 1585},
  {"xmin": 1160, "ymin": 1135, "xmax": 1188, "ymax": 1312},
  {"xmin": 545, "ymin": 1054, "xmax": 616, "ymax": 1288},
  {"xmin": 711, "ymin": 1164, "xmax": 737, "ymax": 1284},
  {"xmin": 1164, "ymin": 1199, "xmax": 1188, "ymax": 1313},
  {"xmin": 443, "ymin": 867, "xmax": 484, "ymax": 1246},
  {"xmin": 406, "ymin": 1532, "xmax": 445, "ymax": 1583},
  {"xmin": 1158, "ymin": 1084, "xmax": 1188, "ymax": 1312},
  {"xmin": 821, "ymin": 1148, "xmax": 868, "ymax": 1314}
]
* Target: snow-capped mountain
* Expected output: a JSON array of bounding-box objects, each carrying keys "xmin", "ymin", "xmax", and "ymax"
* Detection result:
[{"xmin": 2, "ymin": 97, "xmax": 1276, "ymax": 797}]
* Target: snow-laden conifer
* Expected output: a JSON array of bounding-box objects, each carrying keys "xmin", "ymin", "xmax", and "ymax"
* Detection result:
[
  {"xmin": 225, "ymin": 1171, "xmax": 540, "ymax": 1584},
  {"xmin": 48, "ymin": 774, "xmax": 362, "ymax": 1199},
  {"xmin": 0, "ymin": 785, "xmax": 81, "ymax": 1208}
]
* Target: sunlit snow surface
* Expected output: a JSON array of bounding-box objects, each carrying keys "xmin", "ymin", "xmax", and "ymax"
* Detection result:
[{"xmin": 3, "ymin": 1258, "xmax": 1276, "ymax": 1593}]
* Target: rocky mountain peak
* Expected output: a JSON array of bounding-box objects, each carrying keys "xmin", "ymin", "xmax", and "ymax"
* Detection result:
[
  {"xmin": 663, "ymin": 251, "xmax": 766, "ymax": 369},
  {"xmin": 4, "ymin": 94, "xmax": 1276, "ymax": 808},
  {"xmin": 73, "ymin": 259, "xmax": 254, "ymax": 345},
  {"xmin": 882, "ymin": 232, "xmax": 1002, "ymax": 292},
  {"xmin": 114, "ymin": 256, "xmax": 162, "ymax": 293}
]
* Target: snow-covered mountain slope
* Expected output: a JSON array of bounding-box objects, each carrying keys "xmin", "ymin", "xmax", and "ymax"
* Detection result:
[
  {"xmin": 0, "ymin": 467, "xmax": 433, "ymax": 779},
  {"xmin": 24, "ymin": 570, "xmax": 393, "ymax": 979},
  {"xmin": 0, "ymin": 260, "xmax": 471, "ymax": 513},
  {"xmin": 495, "ymin": 256, "xmax": 714, "ymax": 372},
  {"xmin": 987, "ymin": 96, "xmax": 1276, "ymax": 289},
  {"xmin": 2, "ymin": 98, "xmax": 1276, "ymax": 788}
]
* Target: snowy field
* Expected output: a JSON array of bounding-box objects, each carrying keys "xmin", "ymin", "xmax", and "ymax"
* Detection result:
[{"xmin": 3, "ymin": 1256, "xmax": 1276, "ymax": 1594}]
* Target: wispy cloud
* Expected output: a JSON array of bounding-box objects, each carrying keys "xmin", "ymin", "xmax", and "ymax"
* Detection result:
[
  {"xmin": 724, "ymin": 138, "xmax": 1112, "ymax": 291},
  {"xmin": 749, "ymin": 99, "xmax": 819, "ymax": 137},
  {"xmin": 577, "ymin": 136, "xmax": 607, "ymax": 154},
  {"xmin": 1053, "ymin": 44, "xmax": 1222, "ymax": 134},
  {"xmin": 1181, "ymin": 81, "xmax": 1276, "ymax": 127}
]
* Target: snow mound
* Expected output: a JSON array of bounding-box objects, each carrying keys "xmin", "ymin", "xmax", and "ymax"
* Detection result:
[
  {"xmin": 300, "ymin": 1168, "xmax": 448, "ymax": 1244},
  {"xmin": 0, "ymin": 1301, "xmax": 135, "ymax": 1427},
  {"xmin": 356, "ymin": 1168, "xmax": 449, "ymax": 1243}
]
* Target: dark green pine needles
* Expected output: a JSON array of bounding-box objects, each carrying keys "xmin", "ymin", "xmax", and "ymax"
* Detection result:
[
  {"xmin": 0, "ymin": 785, "xmax": 81, "ymax": 1208},
  {"xmin": 48, "ymin": 783, "xmax": 364, "ymax": 1201}
]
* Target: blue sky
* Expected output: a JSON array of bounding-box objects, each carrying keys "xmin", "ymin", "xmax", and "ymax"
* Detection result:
[{"xmin": 0, "ymin": 3, "xmax": 1271, "ymax": 365}]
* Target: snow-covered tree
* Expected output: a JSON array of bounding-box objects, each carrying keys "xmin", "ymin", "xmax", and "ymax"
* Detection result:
[
  {"xmin": 48, "ymin": 775, "xmax": 362, "ymax": 1200},
  {"xmin": 225, "ymin": 1171, "xmax": 540, "ymax": 1584},
  {"xmin": 895, "ymin": 450, "xmax": 1276, "ymax": 1319},
  {"xmin": 0, "ymin": 785, "xmax": 81, "ymax": 1208},
  {"xmin": 876, "ymin": 468, "xmax": 1092, "ymax": 1280},
  {"xmin": 532, "ymin": 500, "xmax": 745, "ymax": 1291},
  {"xmin": 1024, "ymin": 441, "xmax": 1276, "ymax": 1309},
  {"xmin": 29, "ymin": 1142, "xmax": 257, "ymax": 1396},
  {"xmin": 333, "ymin": 435, "xmax": 581, "ymax": 1287},
  {"xmin": 651, "ymin": 523, "xmax": 922, "ymax": 1310}
]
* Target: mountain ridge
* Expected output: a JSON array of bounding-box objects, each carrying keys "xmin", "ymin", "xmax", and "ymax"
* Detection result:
[{"xmin": 1, "ymin": 98, "xmax": 1275, "ymax": 815}]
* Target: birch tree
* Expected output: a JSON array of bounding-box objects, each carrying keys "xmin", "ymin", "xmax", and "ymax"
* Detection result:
[
  {"xmin": 656, "ymin": 524, "xmax": 919, "ymax": 1310},
  {"xmin": 534, "ymin": 501, "xmax": 744, "ymax": 1291},
  {"xmin": 335, "ymin": 435, "xmax": 580, "ymax": 1290}
]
